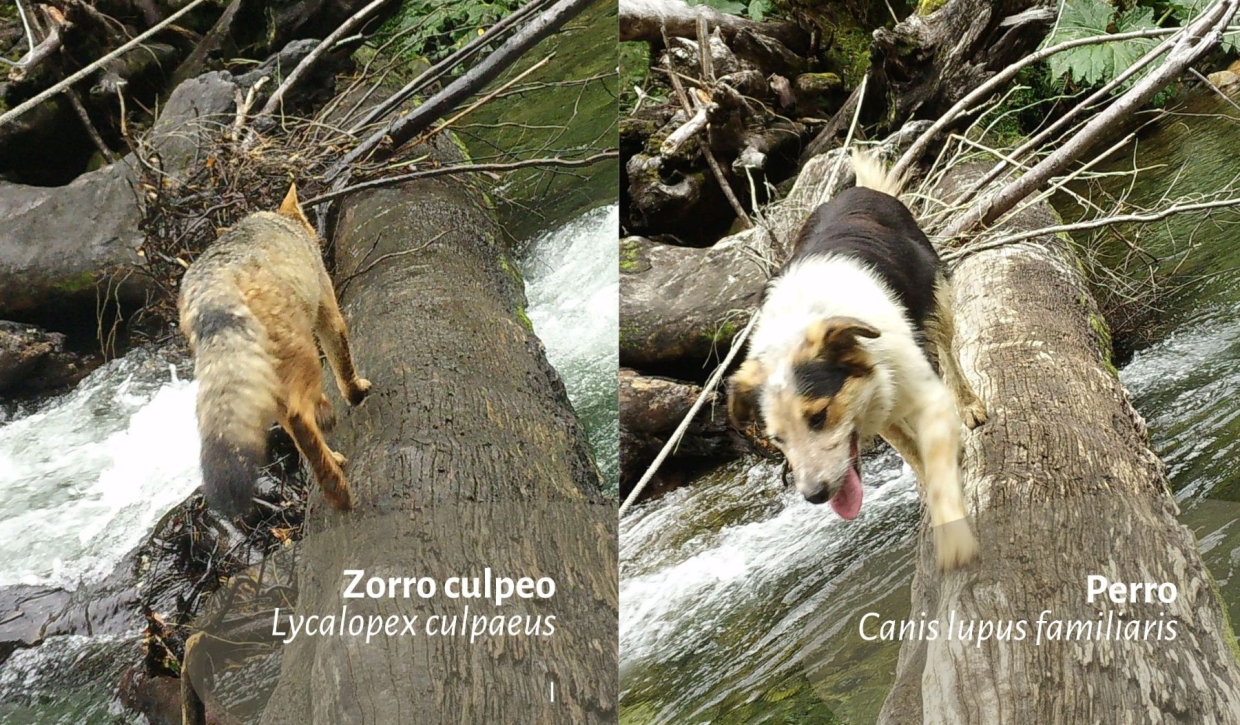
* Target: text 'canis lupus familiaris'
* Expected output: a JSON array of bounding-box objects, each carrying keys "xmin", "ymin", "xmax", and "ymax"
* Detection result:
[
  {"xmin": 178, "ymin": 184, "xmax": 371, "ymax": 516},
  {"xmin": 727, "ymin": 151, "xmax": 986, "ymax": 571}
]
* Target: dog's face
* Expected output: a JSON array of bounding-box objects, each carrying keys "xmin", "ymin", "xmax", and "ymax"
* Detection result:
[{"xmin": 729, "ymin": 317, "xmax": 885, "ymax": 517}]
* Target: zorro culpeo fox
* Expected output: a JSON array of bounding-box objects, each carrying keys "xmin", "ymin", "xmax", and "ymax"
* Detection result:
[{"xmin": 178, "ymin": 184, "xmax": 371, "ymax": 516}]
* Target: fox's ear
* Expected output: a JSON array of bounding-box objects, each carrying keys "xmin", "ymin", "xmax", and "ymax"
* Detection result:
[{"xmin": 278, "ymin": 183, "xmax": 309, "ymax": 223}]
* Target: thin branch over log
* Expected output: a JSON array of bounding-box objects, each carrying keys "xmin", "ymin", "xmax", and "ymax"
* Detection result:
[
  {"xmin": 303, "ymin": 151, "xmax": 618, "ymax": 206},
  {"xmin": 0, "ymin": 0, "xmax": 212, "ymax": 129},
  {"xmin": 256, "ymin": 0, "xmax": 393, "ymax": 118},
  {"xmin": 329, "ymin": 0, "xmax": 593, "ymax": 177},
  {"xmin": 940, "ymin": 0, "xmax": 1240, "ymax": 242}
]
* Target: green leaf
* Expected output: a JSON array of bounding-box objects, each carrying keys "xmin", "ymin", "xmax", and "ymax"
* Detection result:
[
  {"xmin": 1045, "ymin": 0, "xmax": 1159, "ymax": 86},
  {"xmin": 748, "ymin": 0, "xmax": 772, "ymax": 21}
]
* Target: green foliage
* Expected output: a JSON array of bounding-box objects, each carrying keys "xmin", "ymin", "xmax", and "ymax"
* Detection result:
[
  {"xmin": 688, "ymin": 0, "xmax": 773, "ymax": 21},
  {"xmin": 1155, "ymin": 0, "xmax": 1240, "ymax": 51},
  {"xmin": 1046, "ymin": 0, "xmax": 1239, "ymax": 89},
  {"xmin": 378, "ymin": 0, "xmax": 523, "ymax": 64},
  {"xmin": 1045, "ymin": 0, "xmax": 1159, "ymax": 86}
]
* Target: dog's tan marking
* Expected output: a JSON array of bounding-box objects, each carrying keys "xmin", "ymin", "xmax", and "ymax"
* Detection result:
[
  {"xmin": 925, "ymin": 276, "xmax": 987, "ymax": 429},
  {"xmin": 727, "ymin": 359, "xmax": 767, "ymax": 427}
]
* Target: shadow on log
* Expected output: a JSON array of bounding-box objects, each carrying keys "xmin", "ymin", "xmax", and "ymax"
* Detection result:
[{"xmin": 877, "ymin": 164, "xmax": 1240, "ymax": 722}]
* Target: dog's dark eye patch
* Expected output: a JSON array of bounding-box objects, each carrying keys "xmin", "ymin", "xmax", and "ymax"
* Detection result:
[
  {"xmin": 807, "ymin": 408, "xmax": 827, "ymax": 430},
  {"xmin": 793, "ymin": 360, "xmax": 848, "ymax": 400}
]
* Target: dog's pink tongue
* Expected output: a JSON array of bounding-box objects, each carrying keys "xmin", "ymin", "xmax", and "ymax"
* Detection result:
[
  {"xmin": 831, "ymin": 467, "xmax": 863, "ymax": 520},
  {"xmin": 831, "ymin": 437, "xmax": 863, "ymax": 520}
]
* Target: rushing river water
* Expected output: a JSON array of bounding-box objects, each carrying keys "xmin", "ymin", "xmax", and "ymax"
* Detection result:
[
  {"xmin": 618, "ymin": 88, "xmax": 1240, "ymax": 725},
  {"xmin": 0, "ymin": 206, "xmax": 619, "ymax": 723},
  {"xmin": 523, "ymin": 204, "xmax": 620, "ymax": 493}
]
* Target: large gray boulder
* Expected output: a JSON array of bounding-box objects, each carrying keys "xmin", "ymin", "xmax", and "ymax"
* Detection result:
[{"xmin": 0, "ymin": 71, "xmax": 242, "ymax": 320}]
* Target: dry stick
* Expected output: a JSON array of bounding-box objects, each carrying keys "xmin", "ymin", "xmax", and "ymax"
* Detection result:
[
  {"xmin": 412, "ymin": 54, "xmax": 554, "ymax": 148},
  {"xmin": 619, "ymin": 313, "xmax": 760, "ymax": 517},
  {"xmin": 0, "ymin": 0, "xmax": 212, "ymax": 129},
  {"xmin": 256, "ymin": 0, "xmax": 393, "ymax": 118},
  {"xmin": 65, "ymin": 86, "xmax": 116, "ymax": 163},
  {"xmin": 943, "ymin": 195, "xmax": 1240, "ymax": 262},
  {"xmin": 940, "ymin": 0, "xmax": 1239, "ymax": 241},
  {"xmin": 301, "ymin": 151, "xmax": 618, "ymax": 206},
  {"xmin": 890, "ymin": 24, "xmax": 1188, "ymax": 182},
  {"xmin": 954, "ymin": 29, "xmax": 1182, "ymax": 208},
  {"xmin": 0, "ymin": 0, "xmax": 37, "ymax": 68},
  {"xmin": 348, "ymin": 0, "xmax": 555, "ymax": 133},
  {"xmin": 661, "ymin": 26, "xmax": 752, "ymax": 229},
  {"xmin": 660, "ymin": 106, "xmax": 710, "ymax": 155},
  {"xmin": 330, "ymin": 0, "xmax": 592, "ymax": 178}
]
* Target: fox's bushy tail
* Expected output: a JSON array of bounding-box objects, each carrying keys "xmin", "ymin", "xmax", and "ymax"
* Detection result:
[
  {"xmin": 188, "ymin": 297, "xmax": 279, "ymax": 516},
  {"xmin": 851, "ymin": 148, "xmax": 909, "ymax": 198}
]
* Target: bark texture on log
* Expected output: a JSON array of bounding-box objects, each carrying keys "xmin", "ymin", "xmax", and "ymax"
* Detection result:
[
  {"xmin": 246, "ymin": 147, "xmax": 616, "ymax": 723},
  {"xmin": 877, "ymin": 164, "xmax": 1240, "ymax": 723}
]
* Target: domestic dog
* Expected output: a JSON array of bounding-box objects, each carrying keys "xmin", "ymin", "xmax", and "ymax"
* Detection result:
[
  {"xmin": 727, "ymin": 151, "xmax": 986, "ymax": 570},
  {"xmin": 178, "ymin": 184, "xmax": 371, "ymax": 516}
]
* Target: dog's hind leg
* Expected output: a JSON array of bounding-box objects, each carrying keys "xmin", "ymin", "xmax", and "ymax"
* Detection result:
[
  {"xmin": 316, "ymin": 270, "xmax": 371, "ymax": 406},
  {"xmin": 928, "ymin": 275, "xmax": 987, "ymax": 429}
]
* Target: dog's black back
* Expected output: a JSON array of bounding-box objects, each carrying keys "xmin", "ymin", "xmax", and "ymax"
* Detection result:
[{"xmin": 772, "ymin": 187, "xmax": 940, "ymax": 329}]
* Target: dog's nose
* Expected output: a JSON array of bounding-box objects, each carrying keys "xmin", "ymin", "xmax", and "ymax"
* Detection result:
[{"xmin": 804, "ymin": 487, "xmax": 831, "ymax": 505}]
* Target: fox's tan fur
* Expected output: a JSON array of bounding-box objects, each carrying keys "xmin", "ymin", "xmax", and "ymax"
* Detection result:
[{"xmin": 178, "ymin": 184, "xmax": 370, "ymax": 516}]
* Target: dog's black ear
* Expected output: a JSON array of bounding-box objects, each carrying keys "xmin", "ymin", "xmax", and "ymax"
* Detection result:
[
  {"xmin": 803, "ymin": 317, "xmax": 880, "ymax": 363},
  {"xmin": 727, "ymin": 359, "xmax": 766, "ymax": 427}
]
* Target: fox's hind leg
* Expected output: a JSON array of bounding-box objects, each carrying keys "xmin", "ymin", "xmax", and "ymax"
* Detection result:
[
  {"xmin": 315, "ymin": 271, "xmax": 371, "ymax": 406},
  {"xmin": 927, "ymin": 275, "xmax": 987, "ymax": 429},
  {"xmin": 275, "ymin": 336, "xmax": 353, "ymax": 511}
]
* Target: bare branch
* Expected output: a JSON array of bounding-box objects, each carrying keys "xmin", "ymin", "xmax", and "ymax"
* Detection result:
[
  {"xmin": 330, "ymin": 0, "xmax": 593, "ymax": 178},
  {"xmin": 347, "ymin": 0, "xmax": 555, "ymax": 133},
  {"xmin": 0, "ymin": 0, "xmax": 212, "ymax": 129},
  {"xmin": 891, "ymin": 24, "xmax": 1186, "ymax": 181},
  {"xmin": 302, "ymin": 151, "xmax": 618, "ymax": 206},
  {"xmin": 940, "ymin": 0, "xmax": 1240, "ymax": 242},
  {"xmin": 256, "ymin": 0, "xmax": 393, "ymax": 119},
  {"xmin": 943, "ymin": 195, "xmax": 1240, "ymax": 262}
]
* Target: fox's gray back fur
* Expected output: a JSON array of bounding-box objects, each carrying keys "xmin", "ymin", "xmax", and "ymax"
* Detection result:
[{"xmin": 179, "ymin": 212, "xmax": 326, "ymax": 515}]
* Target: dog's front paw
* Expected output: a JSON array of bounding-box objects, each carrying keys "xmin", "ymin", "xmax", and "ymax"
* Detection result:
[
  {"xmin": 935, "ymin": 521, "xmax": 979, "ymax": 572},
  {"xmin": 347, "ymin": 378, "xmax": 371, "ymax": 406}
]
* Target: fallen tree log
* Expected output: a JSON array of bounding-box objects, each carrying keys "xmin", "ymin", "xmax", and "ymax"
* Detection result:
[
  {"xmin": 619, "ymin": 367, "xmax": 737, "ymax": 499},
  {"xmin": 618, "ymin": 0, "xmax": 808, "ymax": 53},
  {"xmin": 876, "ymin": 164, "xmax": 1240, "ymax": 723},
  {"xmin": 182, "ymin": 140, "xmax": 617, "ymax": 724}
]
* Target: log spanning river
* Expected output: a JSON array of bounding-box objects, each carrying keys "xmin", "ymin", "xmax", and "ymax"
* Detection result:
[{"xmin": 0, "ymin": 204, "xmax": 619, "ymax": 723}]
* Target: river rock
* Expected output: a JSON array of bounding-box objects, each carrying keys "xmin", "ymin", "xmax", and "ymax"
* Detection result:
[
  {"xmin": 620, "ymin": 236, "xmax": 764, "ymax": 371},
  {"xmin": 0, "ymin": 320, "xmax": 96, "ymax": 393},
  {"xmin": 0, "ymin": 585, "xmax": 71, "ymax": 664},
  {"xmin": 0, "ymin": 69, "xmax": 246, "ymax": 321}
]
